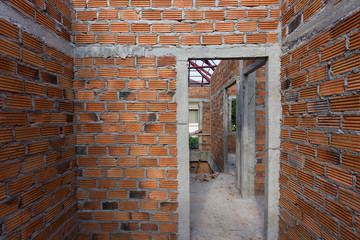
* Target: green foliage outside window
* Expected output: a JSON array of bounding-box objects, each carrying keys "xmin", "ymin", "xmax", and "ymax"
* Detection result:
[
  {"xmin": 231, "ymin": 99, "xmax": 236, "ymax": 131},
  {"xmin": 189, "ymin": 137, "xmax": 199, "ymax": 149}
]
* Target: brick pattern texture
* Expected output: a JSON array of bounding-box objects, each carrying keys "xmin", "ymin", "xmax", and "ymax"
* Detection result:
[
  {"xmin": 70, "ymin": 0, "xmax": 281, "ymax": 237},
  {"xmin": 210, "ymin": 60, "xmax": 267, "ymax": 194},
  {"xmin": 210, "ymin": 92, "xmax": 225, "ymax": 169},
  {"xmin": 281, "ymin": 0, "xmax": 348, "ymax": 39},
  {"xmin": 189, "ymin": 86, "xmax": 210, "ymax": 100},
  {"xmin": 71, "ymin": 0, "xmax": 280, "ymax": 45},
  {"xmin": 0, "ymin": 0, "xmax": 289, "ymax": 239},
  {"xmin": 280, "ymin": 0, "xmax": 339, "ymax": 39},
  {"xmin": 3, "ymin": 0, "xmax": 71, "ymax": 41},
  {"xmin": 210, "ymin": 60, "xmax": 240, "ymax": 170},
  {"xmin": 74, "ymin": 56, "xmax": 178, "ymax": 240},
  {"xmin": 254, "ymin": 67, "xmax": 266, "ymax": 195},
  {"xmin": 0, "ymin": 18, "xmax": 77, "ymax": 240},
  {"xmin": 279, "ymin": 5, "xmax": 360, "ymax": 240}
]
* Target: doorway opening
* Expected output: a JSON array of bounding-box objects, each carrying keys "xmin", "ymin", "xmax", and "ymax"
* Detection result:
[
  {"xmin": 174, "ymin": 46, "xmax": 281, "ymax": 240},
  {"xmin": 187, "ymin": 58, "xmax": 267, "ymax": 239}
]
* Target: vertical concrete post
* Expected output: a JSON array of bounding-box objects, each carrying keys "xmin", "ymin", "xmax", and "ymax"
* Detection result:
[
  {"xmin": 239, "ymin": 73, "xmax": 249, "ymax": 198},
  {"xmin": 176, "ymin": 60, "xmax": 190, "ymax": 240},
  {"xmin": 236, "ymin": 62, "xmax": 256, "ymax": 198},
  {"xmin": 223, "ymin": 89, "xmax": 229, "ymax": 173},
  {"xmin": 245, "ymin": 71, "xmax": 257, "ymax": 198},
  {"xmin": 236, "ymin": 61, "xmax": 243, "ymax": 191},
  {"xmin": 264, "ymin": 51, "xmax": 281, "ymax": 240}
]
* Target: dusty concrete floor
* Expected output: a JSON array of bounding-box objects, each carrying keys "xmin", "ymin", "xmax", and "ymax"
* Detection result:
[{"xmin": 190, "ymin": 154, "xmax": 264, "ymax": 240}]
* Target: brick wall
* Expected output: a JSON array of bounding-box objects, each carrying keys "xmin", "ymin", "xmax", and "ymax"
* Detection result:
[
  {"xmin": 254, "ymin": 67, "xmax": 266, "ymax": 195},
  {"xmin": 281, "ymin": 0, "xmax": 345, "ymax": 39},
  {"xmin": 188, "ymin": 86, "xmax": 210, "ymax": 99},
  {"xmin": 71, "ymin": 0, "xmax": 280, "ymax": 46},
  {"xmin": 189, "ymin": 86, "xmax": 210, "ymax": 151},
  {"xmin": 0, "ymin": 17, "xmax": 77, "ymax": 240},
  {"xmin": 0, "ymin": 0, "xmax": 283, "ymax": 238},
  {"xmin": 210, "ymin": 92, "xmax": 225, "ymax": 170},
  {"xmin": 279, "ymin": 2, "xmax": 360, "ymax": 239},
  {"xmin": 210, "ymin": 60, "xmax": 266, "ymax": 194},
  {"xmin": 74, "ymin": 56, "xmax": 179, "ymax": 239},
  {"xmin": 71, "ymin": 0, "xmax": 281, "ymax": 236},
  {"xmin": 210, "ymin": 60, "xmax": 240, "ymax": 170},
  {"xmin": 5, "ymin": 0, "xmax": 72, "ymax": 42}
]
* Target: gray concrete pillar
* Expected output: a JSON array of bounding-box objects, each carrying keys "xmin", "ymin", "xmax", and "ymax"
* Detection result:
[
  {"xmin": 236, "ymin": 61, "xmax": 256, "ymax": 198},
  {"xmin": 264, "ymin": 51, "xmax": 281, "ymax": 240}
]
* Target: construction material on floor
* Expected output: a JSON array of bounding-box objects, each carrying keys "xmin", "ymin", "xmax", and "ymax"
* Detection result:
[{"xmin": 190, "ymin": 154, "xmax": 264, "ymax": 240}]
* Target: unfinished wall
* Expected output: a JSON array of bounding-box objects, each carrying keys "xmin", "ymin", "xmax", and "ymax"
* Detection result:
[
  {"xmin": 210, "ymin": 60, "xmax": 240, "ymax": 170},
  {"xmin": 254, "ymin": 67, "xmax": 266, "ymax": 195},
  {"xmin": 210, "ymin": 60, "xmax": 267, "ymax": 194},
  {"xmin": 279, "ymin": 0, "xmax": 360, "ymax": 239},
  {"xmin": 71, "ymin": 0, "xmax": 280, "ymax": 46},
  {"xmin": 0, "ymin": 0, "xmax": 283, "ymax": 238},
  {"xmin": 74, "ymin": 56, "xmax": 178, "ymax": 239},
  {"xmin": 0, "ymin": 1, "xmax": 77, "ymax": 239},
  {"xmin": 6, "ymin": 0, "xmax": 72, "ymax": 41},
  {"xmin": 72, "ymin": 1, "xmax": 281, "ymax": 238}
]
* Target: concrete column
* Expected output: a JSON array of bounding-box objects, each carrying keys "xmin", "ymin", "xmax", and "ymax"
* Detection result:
[
  {"xmin": 264, "ymin": 51, "xmax": 281, "ymax": 240},
  {"xmin": 236, "ymin": 63, "xmax": 256, "ymax": 198},
  {"xmin": 223, "ymin": 90, "xmax": 229, "ymax": 173},
  {"xmin": 176, "ymin": 60, "xmax": 190, "ymax": 240},
  {"xmin": 245, "ymin": 72, "xmax": 256, "ymax": 198},
  {"xmin": 236, "ymin": 61, "xmax": 243, "ymax": 191}
]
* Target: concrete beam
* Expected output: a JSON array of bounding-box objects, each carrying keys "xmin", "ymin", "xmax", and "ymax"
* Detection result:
[
  {"xmin": 188, "ymin": 98, "xmax": 210, "ymax": 103},
  {"xmin": 243, "ymin": 58, "xmax": 267, "ymax": 76},
  {"xmin": 74, "ymin": 44, "xmax": 276, "ymax": 59}
]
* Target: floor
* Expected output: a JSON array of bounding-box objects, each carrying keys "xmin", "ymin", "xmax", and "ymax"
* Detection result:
[{"xmin": 190, "ymin": 154, "xmax": 264, "ymax": 240}]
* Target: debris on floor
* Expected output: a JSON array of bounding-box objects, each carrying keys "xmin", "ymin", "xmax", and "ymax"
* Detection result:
[
  {"xmin": 191, "ymin": 172, "xmax": 220, "ymax": 182},
  {"xmin": 190, "ymin": 154, "xmax": 264, "ymax": 240}
]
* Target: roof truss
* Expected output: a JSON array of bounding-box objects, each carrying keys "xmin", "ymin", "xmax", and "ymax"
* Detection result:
[{"xmin": 188, "ymin": 59, "xmax": 218, "ymax": 86}]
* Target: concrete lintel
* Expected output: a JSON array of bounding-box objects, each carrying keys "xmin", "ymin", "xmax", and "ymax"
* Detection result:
[
  {"xmin": 0, "ymin": 1, "xmax": 73, "ymax": 56},
  {"xmin": 188, "ymin": 98, "xmax": 210, "ymax": 103},
  {"xmin": 243, "ymin": 58, "xmax": 267, "ymax": 76},
  {"xmin": 72, "ymin": 5, "xmax": 279, "ymax": 11},
  {"xmin": 282, "ymin": 0, "xmax": 360, "ymax": 52},
  {"xmin": 74, "ymin": 44, "xmax": 280, "ymax": 59}
]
